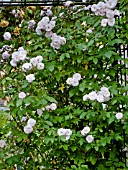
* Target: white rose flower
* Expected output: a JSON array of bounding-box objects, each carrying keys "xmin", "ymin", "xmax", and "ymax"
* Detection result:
[
  {"xmin": 86, "ymin": 135, "xmax": 94, "ymax": 143},
  {"xmin": 50, "ymin": 103, "xmax": 57, "ymax": 110},
  {"xmin": 0, "ymin": 140, "xmax": 6, "ymax": 148},
  {"xmin": 36, "ymin": 55, "xmax": 43, "ymax": 62},
  {"xmin": 45, "ymin": 31, "xmax": 53, "ymax": 38},
  {"xmin": 73, "ymin": 73, "xmax": 81, "ymax": 81},
  {"xmin": 37, "ymin": 63, "xmax": 44, "ymax": 70},
  {"xmin": 106, "ymin": 9, "xmax": 115, "ymax": 19},
  {"xmin": 3, "ymin": 32, "xmax": 11, "ymax": 40},
  {"xmin": 107, "ymin": 18, "xmax": 115, "ymax": 26},
  {"xmin": 28, "ymin": 20, "xmax": 36, "ymax": 29},
  {"xmin": 18, "ymin": 47, "xmax": 24, "ymax": 51},
  {"xmin": 97, "ymin": 1, "xmax": 105, "ymax": 9},
  {"xmin": 42, "ymin": 16, "xmax": 50, "ymax": 24},
  {"xmin": 84, "ymin": 5, "xmax": 91, "ymax": 10},
  {"xmin": 106, "ymin": 0, "xmax": 117, "ymax": 9},
  {"xmin": 26, "ymin": 74, "xmax": 35, "ymax": 83},
  {"xmin": 11, "ymin": 9, "xmax": 16, "ymax": 15},
  {"xmin": 60, "ymin": 37, "xmax": 66, "ymax": 45},
  {"xmin": 66, "ymin": 136, "xmax": 71, "ymax": 140},
  {"xmin": 96, "ymin": 94, "xmax": 104, "ymax": 103},
  {"xmin": 50, "ymin": 20, "xmax": 56, "ymax": 27},
  {"xmin": 64, "ymin": 1, "xmax": 73, "ymax": 7},
  {"xmin": 21, "ymin": 116, "xmax": 27, "ymax": 122},
  {"xmin": 81, "ymin": 126, "xmax": 90, "ymax": 136},
  {"xmin": 114, "ymin": 9, "xmax": 120, "ymax": 16},
  {"xmin": 18, "ymin": 92, "xmax": 26, "ymax": 99},
  {"xmin": 51, "ymin": 16, "xmax": 57, "ymax": 21},
  {"xmin": 24, "ymin": 125, "xmax": 33, "ymax": 134},
  {"xmin": 2, "ymin": 51, "xmax": 10, "ymax": 59},
  {"xmin": 101, "ymin": 19, "xmax": 108, "ymax": 27},
  {"xmin": 65, "ymin": 129, "xmax": 72, "ymax": 136},
  {"xmin": 46, "ymin": 9, "xmax": 53, "ymax": 16},
  {"xmin": 36, "ymin": 28, "xmax": 42, "ymax": 35},
  {"xmin": 22, "ymin": 63, "xmax": 32, "ymax": 72},
  {"xmin": 46, "ymin": 105, "xmax": 50, "ymax": 111},
  {"xmin": 18, "ymin": 49, "xmax": 27, "ymax": 61},
  {"xmin": 66, "ymin": 77, "xmax": 73, "ymax": 85},
  {"xmin": 86, "ymin": 29, "xmax": 93, "ymax": 34},
  {"xmin": 101, "ymin": 87, "xmax": 109, "ymax": 92},
  {"xmin": 37, "ymin": 21, "xmax": 44, "ymax": 30},
  {"xmin": 83, "ymin": 94, "xmax": 88, "ymax": 101},
  {"xmin": 102, "ymin": 103, "xmax": 107, "ymax": 110},
  {"xmin": 37, "ymin": 109, "xmax": 43, "ymax": 115},
  {"xmin": 57, "ymin": 128, "xmax": 66, "ymax": 136},
  {"xmin": 10, "ymin": 60, "xmax": 17, "ymax": 67},
  {"xmin": 45, "ymin": 23, "xmax": 54, "ymax": 32},
  {"xmin": 115, "ymin": 112, "xmax": 123, "ymax": 120},
  {"xmin": 50, "ymin": 38, "xmax": 61, "ymax": 49},
  {"xmin": 100, "ymin": 87, "xmax": 110, "ymax": 97},
  {"xmin": 27, "ymin": 118, "xmax": 36, "ymax": 127},
  {"xmin": 12, "ymin": 51, "xmax": 20, "ymax": 62},
  {"xmin": 91, "ymin": 4, "xmax": 97, "ymax": 12},
  {"xmin": 71, "ymin": 79, "xmax": 79, "ymax": 87},
  {"xmin": 65, "ymin": 129, "xmax": 72, "ymax": 140},
  {"xmin": 88, "ymin": 91, "xmax": 97, "ymax": 101},
  {"xmin": 30, "ymin": 57, "xmax": 38, "ymax": 67}
]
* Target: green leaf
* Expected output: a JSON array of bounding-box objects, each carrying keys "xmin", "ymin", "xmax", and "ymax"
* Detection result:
[
  {"xmin": 112, "ymin": 99, "xmax": 117, "ymax": 105},
  {"xmin": 44, "ymin": 113, "xmax": 50, "ymax": 120},
  {"xmin": 5, "ymin": 77, "xmax": 12, "ymax": 81},
  {"xmin": 79, "ymin": 82, "xmax": 86, "ymax": 92},
  {"xmin": 90, "ymin": 157, "xmax": 97, "ymax": 165},
  {"xmin": 46, "ymin": 62, "xmax": 55, "ymax": 72},
  {"xmin": 65, "ymin": 53, "xmax": 70, "ymax": 58},
  {"xmin": 79, "ymin": 138, "xmax": 85, "ymax": 146},
  {"xmin": 63, "ymin": 145, "xmax": 68, "ymax": 150},
  {"xmin": 101, "ymin": 140, "xmax": 106, "ymax": 146},
  {"xmin": 45, "ymin": 121, "xmax": 53, "ymax": 126},
  {"xmin": 93, "ymin": 58, "xmax": 98, "ymax": 64},
  {"xmin": 16, "ymin": 99, "xmax": 22, "ymax": 107},
  {"xmin": 88, "ymin": 39, "xmax": 94, "ymax": 46},
  {"xmin": 69, "ymin": 89, "xmax": 75, "ymax": 97},
  {"xmin": 104, "ymin": 51, "xmax": 114, "ymax": 59},
  {"xmin": 80, "ymin": 112, "xmax": 86, "ymax": 119},
  {"xmin": 86, "ymin": 144, "xmax": 91, "ymax": 151},
  {"xmin": 71, "ymin": 165, "xmax": 77, "ymax": 169},
  {"xmin": 75, "ymin": 20, "xmax": 81, "ymax": 30},
  {"xmin": 71, "ymin": 146, "xmax": 77, "ymax": 152},
  {"xmin": 108, "ymin": 116, "xmax": 115, "ymax": 124},
  {"xmin": 44, "ymin": 95, "xmax": 57, "ymax": 103},
  {"xmin": 60, "ymin": 54, "xmax": 65, "ymax": 61}
]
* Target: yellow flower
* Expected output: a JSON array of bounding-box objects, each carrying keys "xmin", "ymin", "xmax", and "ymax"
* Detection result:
[
  {"xmin": 59, "ymin": 84, "xmax": 65, "ymax": 92},
  {"xmin": 85, "ymin": 65, "xmax": 88, "ymax": 70},
  {"xmin": 27, "ymin": 6, "xmax": 36, "ymax": 11},
  {"xmin": 20, "ymin": 10, "xmax": 25, "ymax": 17},
  {"xmin": 14, "ymin": 26, "xmax": 21, "ymax": 36},
  {"xmin": 0, "ymin": 20, "xmax": 9, "ymax": 28},
  {"xmin": 11, "ymin": 68, "xmax": 15, "ymax": 72}
]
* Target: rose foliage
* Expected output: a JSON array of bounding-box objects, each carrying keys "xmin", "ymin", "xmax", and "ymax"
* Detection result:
[{"xmin": 0, "ymin": 0, "xmax": 128, "ymax": 169}]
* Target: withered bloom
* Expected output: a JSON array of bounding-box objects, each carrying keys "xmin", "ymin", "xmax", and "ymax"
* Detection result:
[{"xmin": 0, "ymin": 20, "xmax": 9, "ymax": 28}]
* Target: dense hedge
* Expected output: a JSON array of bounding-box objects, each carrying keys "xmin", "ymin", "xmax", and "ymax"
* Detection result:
[{"xmin": 0, "ymin": 0, "xmax": 128, "ymax": 169}]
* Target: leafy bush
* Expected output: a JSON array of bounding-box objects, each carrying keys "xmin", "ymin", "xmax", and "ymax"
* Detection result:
[{"xmin": 0, "ymin": 0, "xmax": 128, "ymax": 169}]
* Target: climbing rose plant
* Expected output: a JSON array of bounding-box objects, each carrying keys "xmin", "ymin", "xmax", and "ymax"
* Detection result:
[{"xmin": 0, "ymin": 0, "xmax": 128, "ymax": 169}]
